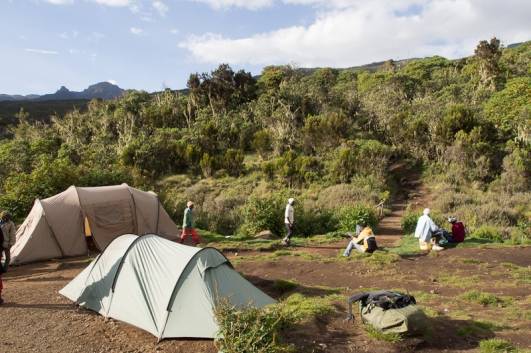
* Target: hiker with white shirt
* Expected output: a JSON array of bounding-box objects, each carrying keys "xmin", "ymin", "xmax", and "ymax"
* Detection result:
[
  {"xmin": 414, "ymin": 208, "xmax": 444, "ymax": 251},
  {"xmin": 282, "ymin": 198, "xmax": 295, "ymax": 246}
]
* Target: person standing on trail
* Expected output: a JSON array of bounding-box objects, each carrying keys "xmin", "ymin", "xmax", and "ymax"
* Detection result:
[
  {"xmin": 414, "ymin": 208, "xmax": 443, "ymax": 251},
  {"xmin": 343, "ymin": 221, "xmax": 378, "ymax": 256},
  {"xmin": 0, "ymin": 211, "xmax": 16, "ymax": 272},
  {"xmin": 282, "ymin": 198, "xmax": 295, "ymax": 246},
  {"xmin": 180, "ymin": 201, "xmax": 201, "ymax": 246}
]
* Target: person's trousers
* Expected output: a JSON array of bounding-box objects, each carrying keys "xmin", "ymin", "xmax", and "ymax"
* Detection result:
[
  {"xmin": 285, "ymin": 223, "xmax": 293, "ymax": 240},
  {"xmin": 3, "ymin": 248, "xmax": 11, "ymax": 272},
  {"xmin": 180, "ymin": 228, "xmax": 201, "ymax": 244},
  {"xmin": 343, "ymin": 241, "xmax": 364, "ymax": 256}
]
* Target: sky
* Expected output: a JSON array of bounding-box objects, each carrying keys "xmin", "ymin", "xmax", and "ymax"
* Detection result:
[{"xmin": 1, "ymin": 0, "xmax": 530, "ymax": 95}]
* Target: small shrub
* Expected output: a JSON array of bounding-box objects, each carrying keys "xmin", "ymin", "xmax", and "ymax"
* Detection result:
[
  {"xmin": 338, "ymin": 205, "xmax": 378, "ymax": 232},
  {"xmin": 401, "ymin": 210, "xmax": 421, "ymax": 234},
  {"xmin": 460, "ymin": 290, "xmax": 503, "ymax": 306},
  {"xmin": 239, "ymin": 193, "xmax": 287, "ymax": 236},
  {"xmin": 479, "ymin": 338, "xmax": 516, "ymax": 353},
  {"xmin": 214, "ymin": 301, "xmax": 294, "ymax": 353},
  {"xmin": 471, "ymin": 225, "xmax": 504, "ymax": 243}
]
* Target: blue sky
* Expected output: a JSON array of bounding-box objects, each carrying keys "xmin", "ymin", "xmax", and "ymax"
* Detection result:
[{"xmin": 1, "ymin": 0, "xmax": 530, "ymax": 95}]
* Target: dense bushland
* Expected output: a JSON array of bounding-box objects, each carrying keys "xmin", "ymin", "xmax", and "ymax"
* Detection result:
[{"xmin": 0, "ymin": 39, "xmax": 529, "ymax": 239}]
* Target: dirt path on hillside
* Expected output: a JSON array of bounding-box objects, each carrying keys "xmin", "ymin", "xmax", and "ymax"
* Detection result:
[{"xmin": 375, "ymin": 162, "xmax": 431, "ymax": 246}]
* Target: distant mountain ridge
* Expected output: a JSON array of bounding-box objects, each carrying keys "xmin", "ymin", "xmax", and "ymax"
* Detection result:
[{"xmin": 0, "ymin": 82, "xmax": 124, "ymax": 102}]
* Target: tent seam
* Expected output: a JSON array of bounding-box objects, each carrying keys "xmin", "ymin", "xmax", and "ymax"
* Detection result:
[
  {"xmin": 158, "ymin": 246, "xmax": 231, "ymax": 339},
  {"xmin": 124, "ymin": 184, "xmax": 139, "ymax": 235},
  {"xmin": 39, "ymin": 199, "xmax": 66, "ymax": 257}
]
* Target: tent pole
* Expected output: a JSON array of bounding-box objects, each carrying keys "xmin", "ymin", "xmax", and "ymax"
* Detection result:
[
  {"xmin": 125, "ymin": 186, "xmax": 139, "ymax": 235},
  {"xmin": 39, "ymin": 200, "xmax": 65, "ymax": 257},
  {"xmin": 155, "ymin": 196, "xmax": 160, "ymax": 234}
]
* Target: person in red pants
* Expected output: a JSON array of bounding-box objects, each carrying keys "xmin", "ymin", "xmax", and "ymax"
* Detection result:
[
  {"xmin": 0, "ymin": 223, "xmax": 4, "ymax": 305},
  {"xmin": 180, "ymin": 201, "xmax": 201, "ymax": 246}
]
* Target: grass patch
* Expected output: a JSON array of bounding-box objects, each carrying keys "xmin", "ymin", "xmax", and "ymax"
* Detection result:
[
  {"xmin": 479, "ymin": 338, "xmax": 517, "ymax": 353},
  {"xmin": 208, "ymin": 238, "xmax": 281, "ymax": 252},
  {"xmin": 438, "ymin": 274, "xmax": 480, "ymax": 288},
  {"xmin": 338, "ymin": 250, "xmax": 400, "ymax": 268},
  {"xmin": 273, "ymin": 279, "xmax": 298, "ymax": 293},
  {"xmin": 364, "ymin": 324, "xmax": 403, "ymax": 343},
  {"xmin": 460, "ymin": 290, "xmax": 512, "ymax": 307},
  {"xmin": 462, "ymin": 258, "xmax": 485, "ymax": 264},
  {"xmin": 388, "ymin": 235, "xmax": 422, "ymax": 256},
  {"xmin": 501, "ymin": 262, "xmax": 531, "ymax": 285},
  {"xmin": 280, "ymin": 293, "xmax": 342, "ymax": 322},
  {"xmin": 457, "ymin": 320, "xmax": 504, "ymax": 337}
]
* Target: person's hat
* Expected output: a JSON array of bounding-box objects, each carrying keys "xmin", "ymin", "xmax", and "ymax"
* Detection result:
[
  {"xmin": 187, "ymin": 201, "xmax": 194, "ymax": 207},
  {"xmin": 448, "ymin": 216, "xmax": 457, "ymax": 223},
  {"xmin": 423, "ymin": 208, "xmax": 430, "ymax": 215},
  {"xmin": 288, "ymin": 198, "xmax": 295, "ymax": 205}
]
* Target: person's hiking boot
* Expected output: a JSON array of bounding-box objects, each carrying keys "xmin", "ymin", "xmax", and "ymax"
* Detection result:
[
  {"xmin": 281, "ymin": 238, "xmax": 290, "ymax": 246},
  {"xmin": 432, "ymin": 244, "xmax": 444, "ymax": 251},
  {"xmin": 0, "ymin": 297, "xmax": 4, "ymax": 305}
]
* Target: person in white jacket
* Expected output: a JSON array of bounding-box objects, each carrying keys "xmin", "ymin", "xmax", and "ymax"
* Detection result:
[
  {"xmin": 282, "ymin": 198, "xmax": 295, "ymax": 246},
  {"xmin": 414, "ymin": 208, "xmax": 443, "ymax": 251}
]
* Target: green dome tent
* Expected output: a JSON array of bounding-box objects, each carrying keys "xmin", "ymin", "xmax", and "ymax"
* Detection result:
[{"xmin": 60, "ymin": 234, "xmax": 275, "ymax": 340}]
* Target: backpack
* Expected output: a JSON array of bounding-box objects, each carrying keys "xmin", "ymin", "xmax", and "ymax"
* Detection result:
[
  {"xmin": 366, "ymin": 237, "xmax": 377, "ymax": 253},
  {"xmin": 348, "ymin": 291, "xmax": 427, "ymax": 335}
]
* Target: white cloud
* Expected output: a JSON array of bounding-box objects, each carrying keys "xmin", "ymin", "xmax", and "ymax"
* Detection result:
[
  {"xmin": 59, "ymin": 30, "xmax": 79, "ymax": 39},
  {"xmin": 107, "ymin": 79, "xmax": 118, "ymax": 85},
  {"xmin": 180, "ymin": 0, "xmax": 531, "ymax": 67},
  {"xmin": 45, "ymin": 0, "xmax": 74, "ymax": 4},
  {"xmin": 170, "ymin": 28, "xmax": 179, "ymax": 35},
  {"xmin": 92, "ymin": 0, "xmax": 132, "ymax": 6},
  {"xmin": 25, "ymin": 48, "xmax": 59, "ymax": 55},
  {"xmin": 152, "ymin": 1, "xmax": 168, "ymax": 16},
  {"xmin": 190, "ymin": 0, "xmax": 273, "ymax": 10},
  {"xmin": 130, "ymin": 27, "xmax": 144, "ymax": 35}
]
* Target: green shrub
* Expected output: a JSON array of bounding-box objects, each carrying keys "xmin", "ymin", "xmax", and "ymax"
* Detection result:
[
  {"xmin": 479, "ymin": 338, "xmax": 516, "ymax": 353},
  {"xmin": 239, "ymin": 193, "xmax": 287, "ymax": 236},
  {"xmin": 471, "ymin": 225, "xmax": 504, "ymax": 243},
  {"xmin": 338, "ymin": 205, "xmax": 378, "ymax": 232},
  {"xmin": 214, "ymin": 301, "xmax": 294, "ymax": 353},
  {"xmin": 401, "ymin": 210, "xmax": 421, "ymax": 234}
]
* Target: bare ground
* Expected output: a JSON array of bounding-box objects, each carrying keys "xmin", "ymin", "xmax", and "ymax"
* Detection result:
[{"xmin": 0, "ymin": 244, "xmax": 529, "ymax": 353}]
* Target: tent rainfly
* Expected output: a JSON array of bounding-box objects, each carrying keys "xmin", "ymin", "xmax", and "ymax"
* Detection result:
[
  {"xmin": 11, "ymin": 184, "xmax": 178, "ymax": 265},
  {"xmin": 60, "ymin": 234, "xmax": 276, "ymax": 339}
]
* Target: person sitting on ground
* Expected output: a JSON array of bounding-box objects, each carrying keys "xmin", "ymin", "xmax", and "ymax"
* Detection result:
[
  {"xmin": 179, "ymin": 201, "xmax": 201, "ymax": 246},
  {"xmin": 0, "ymin": 211, "xmax": 16, "ymax": 272},
  {"xmin": 414, "ymin": 208, "xmax": 444, "ymax": 251},
  {"xmin": 282, "ymin": 198, "xmax": 295, "ymax": 246},
  {"xmin": 448, "ymin": 216, "xmax": 466, "ymax": 243},
  {"xmin": 343, "ymin": 221, "xmax": 377, "ymax": 256}
]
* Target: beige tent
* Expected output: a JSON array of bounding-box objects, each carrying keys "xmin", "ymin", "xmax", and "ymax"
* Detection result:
[{"xmin": 11, "ymin": 184, "xmax": 179, "ymax": 265}]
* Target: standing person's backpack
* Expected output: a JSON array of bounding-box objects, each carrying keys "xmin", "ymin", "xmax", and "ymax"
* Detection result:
[{"xmin": 347, "ymin": 290, "xmax": 427, "ymax": 335}]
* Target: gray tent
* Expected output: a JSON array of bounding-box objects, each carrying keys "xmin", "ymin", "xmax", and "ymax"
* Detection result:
[
  {"xmin": 11, "ymin": 184, "xmax": 178, "ymax": 265},
  {"xmin": 60, "ymin": 234, "xmax": 275, "ymax": 339}
]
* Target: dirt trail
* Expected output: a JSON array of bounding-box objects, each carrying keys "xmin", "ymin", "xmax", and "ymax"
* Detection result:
[{"xmin": 375, "ymin": 162, "xmax": 429, "ymax": 245}]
